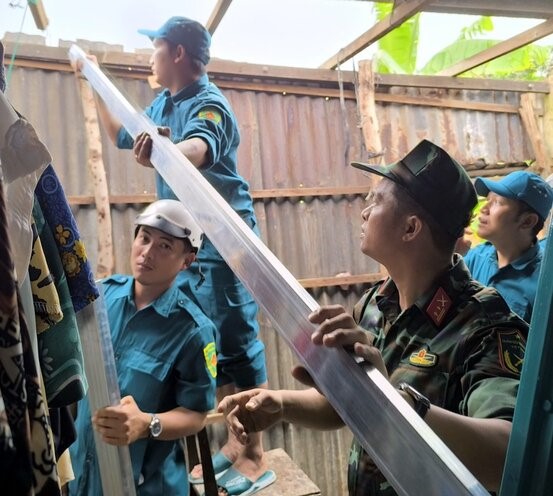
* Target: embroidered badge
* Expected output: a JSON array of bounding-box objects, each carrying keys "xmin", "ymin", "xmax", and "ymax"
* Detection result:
[
  {"xmin": 497, "ymin": 330, "xmax": 526, "ymax": 374},
  {"xmin": 409, "ymin": 348, "xmax": 437, "ymax": 368},
  {"xmin": 198, "ymin": 109, "xmax": 222, "ymax": 124},
  {"xmin": 426, "ymin": 287, "xmax": 452, "ymax": 327},
  {"xmin": 203, "ymin": 342, "xmax": 217, "ymax": 378}
]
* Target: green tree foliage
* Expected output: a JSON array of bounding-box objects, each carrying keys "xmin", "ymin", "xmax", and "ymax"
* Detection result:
[{"xmin": 371, "ymin": 4, "xmax": 552, "ymax": 80}]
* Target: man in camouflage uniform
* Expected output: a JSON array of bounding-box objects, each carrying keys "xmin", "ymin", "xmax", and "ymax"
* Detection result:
[{"xmin": 218, "ymin": 140, "xmax": 528, "ymax": 495}]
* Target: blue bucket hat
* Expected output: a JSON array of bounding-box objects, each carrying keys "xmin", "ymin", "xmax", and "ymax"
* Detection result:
[
  {"xmin": 474, "ymin": 170, "xmax": 553, "ymax": 221},
  {"xmin": 351, "ymin": 140, "xmax": 477, "ymax": 239},
  {"xmin": 138, "ymin": 16, "xmax": 211, "ymax": 65}
]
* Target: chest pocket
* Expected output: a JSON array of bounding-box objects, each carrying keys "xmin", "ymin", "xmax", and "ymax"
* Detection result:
[
  {"xmin": 118, "ymin": 349, "xmax": 172, "ymax": 413},
  {"xmin": 509, "ymin": 299, "xmax": 531, "ymax": 323}
]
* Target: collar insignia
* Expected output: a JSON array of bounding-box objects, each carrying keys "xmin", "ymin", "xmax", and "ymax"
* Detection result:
[{"xmin": 426, "ymin": 287, "xmax": 452, "ymax": 327}]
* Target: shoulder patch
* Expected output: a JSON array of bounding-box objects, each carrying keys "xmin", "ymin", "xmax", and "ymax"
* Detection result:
[
  {"xmin": 198, "ymin": 109, "xmax": 222, "ymax": 124},
  {"xmin": 426, "ymin": 287, "xmax": 452, "ymax": 327},
  {"xmin": 203, "ymin": 342, "xmax": 217, "ymax": 378},
  {"xmin": 497, "ymin": 329, "xmax": 525, "ymax": 375}
]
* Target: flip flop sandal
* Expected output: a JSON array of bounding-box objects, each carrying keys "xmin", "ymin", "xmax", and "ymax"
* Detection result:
[
  {"xmin": 215, "ymin": 467, "xmax": 277, "ymax": 496},
  {"xmin": 189, "ymin": 451, "xmax": 233, "ymax": 485}
]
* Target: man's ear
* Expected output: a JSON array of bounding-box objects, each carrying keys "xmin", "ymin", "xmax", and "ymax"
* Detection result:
[
  {"xmin": 174, "ymin": 44, "xmax": 186, "ymax": 63},
  {"xmin": 519, "ymin": 211, "xmax": 539, "ymax": 231},
  {"xmin": 403, "ymin": 215, "xmax": 423, "ymax": 242},
  {"xmin": 181, "ymin": 252, "xmax": 196, "ymax": 270}
]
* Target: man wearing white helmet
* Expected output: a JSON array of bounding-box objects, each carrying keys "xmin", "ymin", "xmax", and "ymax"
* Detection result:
[{"xmin": 69, "ymin": 199, "xmax": 217, "ymax": 496}]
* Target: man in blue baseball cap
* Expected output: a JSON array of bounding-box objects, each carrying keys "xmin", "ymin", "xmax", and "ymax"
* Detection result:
[
  {"xmin": 80, "ymin": 15, "xmax": 272, "ymax": 495},
  {"xmin": 464, "ymin": 170, "xmax": 553, "ymax": 322}
]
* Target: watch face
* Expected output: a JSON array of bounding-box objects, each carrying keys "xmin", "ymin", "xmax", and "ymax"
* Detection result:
[{"xmin": 150, "ymin": 416, "xmax": 162, "ymax": 437}]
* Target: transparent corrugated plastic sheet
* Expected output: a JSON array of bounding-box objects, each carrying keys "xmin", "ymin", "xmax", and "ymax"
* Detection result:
[
  {"xmin": 69, "ymin": 44, "xmax": 488, "ymax": 496},
  {"xmin": 76, "ymin": 289, "xmax": 136, "ymax": 496}
]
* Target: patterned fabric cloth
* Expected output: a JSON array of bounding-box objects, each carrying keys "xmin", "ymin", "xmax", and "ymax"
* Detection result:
[
  {"xmin": 347, "ymin": 255, "xmax": 528, "ymax": 496},
  {"xmin": 32, "ymin": 201, "xmax": 88, "ymax": 407},
  {"xmin": 0, "ymin": 179, "xmax": 60, "ymax": 495},
  {"xmin": 28, "ymin": 218, "xmax": 63, "ymax": 333},
  {"xmin": 34, "ymin": 165, "xmax": 99, "ymax": 312}
]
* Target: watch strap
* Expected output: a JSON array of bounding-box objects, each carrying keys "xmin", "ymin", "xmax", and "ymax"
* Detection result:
[{"xmin": 398, "ymin": 382, "xmax": 430, "ymax": 419}]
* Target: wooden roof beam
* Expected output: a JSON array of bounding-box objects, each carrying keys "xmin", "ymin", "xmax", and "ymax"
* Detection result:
[
  {"xmin": 370, "ymin": 0, "xmax": 553, "ymax": 19},
  {"xmin": 319, "ymin": 0, "xmax": 433, "ymax": 70},
  {"xmin": 438, "ymin": 17, "xmax": 553, "ymax": 77},
  {"xmin": 27, "ymin": 0, "xmax": 49, "ymax": 30},
  {"xmin": 206, "ymin": 0, "xmax": 233, "ymax": 35}
]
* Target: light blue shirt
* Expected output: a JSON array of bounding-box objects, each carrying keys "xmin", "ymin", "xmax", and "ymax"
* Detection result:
[
  {"xmin": 69, "ymin": 276, "xmax": 216, "ymax": 496},
  {"xmin": 464, "ymin": 241, "xmax": 543, "ymax": 323}
]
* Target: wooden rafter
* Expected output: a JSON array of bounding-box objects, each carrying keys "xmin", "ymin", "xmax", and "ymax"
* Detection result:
[
  {"xmin": 438, "ymin": 17, "xmax": 553, "ymax": 77},
  {"xmin": 27, "ymin": 0, "xmax": 49, "ymax": 30},
  {"xmin": 319, "ymin": 0, "xmax": 433, "ymax": 70},
  {"xmin": 206, "ymin": 0, "xmax": 233, "ymax": 35},
  {"xmin": 372, "ymin": 0, "xmax": 553, "ymax": 18}
]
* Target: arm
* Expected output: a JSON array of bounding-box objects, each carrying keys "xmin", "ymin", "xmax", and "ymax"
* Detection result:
[
  {"xmin": 414, "ymin": 401, "xmax": 510, "ymax": 491},
  {"xmin": 93, "ymin": 92, "xmax": 123, "ymax": 144},
  {"xmin": 72, "ymin": 54, "xmax": 123, "ymax": 144},
  {"xmin": 133, "ymin": 132, "xmax": 209, "ymax": 169},
  {"xmin": 92, "ymin": 395, "xmax": 207, "ymax": 445},
  {"xmin": 218, "ymin": 387, "xmax": 344, "ymax": 445}
]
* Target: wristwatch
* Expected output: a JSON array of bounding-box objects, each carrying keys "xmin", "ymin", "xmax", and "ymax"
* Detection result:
[
  {"xmin": 148, "ymin": 414, "xmax": 162, "ymax": 438},
  {"xmin": 398, "ymin": 382, "xmax": 431, "ymax": 419}
]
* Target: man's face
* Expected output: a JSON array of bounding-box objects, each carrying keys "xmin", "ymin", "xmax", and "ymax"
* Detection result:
[
  {"xmin": 131, "ymin": 226, "xmax": 192, "ymax": 287},
  {"xmin": 149, "ymin": 38, "xmax": 178, "ymax": 88},
  {"xmin": 476, "ymin": 192, "xmax": 526, "ymax": 242},
  {"xmin": 360, "ymin": 179, "xmax": 404, "ymax": 263}
]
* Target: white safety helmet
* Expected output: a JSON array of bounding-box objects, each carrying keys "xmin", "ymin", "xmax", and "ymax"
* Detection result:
[{"xmin": 135, "ymin": 199, "xmax": 203, "ymax": 254}]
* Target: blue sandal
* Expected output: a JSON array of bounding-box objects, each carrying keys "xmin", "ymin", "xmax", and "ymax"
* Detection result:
[
  {"xmin": 216, "ymin": 467, "xmax": 277, "ymax": 496},
  {"xmin": 189, "ymin": 451, "xmax": 233, "ymax": 485}
]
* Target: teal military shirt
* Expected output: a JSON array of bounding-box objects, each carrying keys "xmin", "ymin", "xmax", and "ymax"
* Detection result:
[
  {"xmin": 117, "ymin": 74, "xmax": 255, "ymax": 264},
  {"xmin": 68, "ymin": 276, "xmax": 217, "ymax": 496},
  {"xmin": 347, "ymin": 255, "xmax": 528, "ymax": 496},
  {"xmin": 464, "ymin": 241, "xmax": 543, "ymax": 322}
]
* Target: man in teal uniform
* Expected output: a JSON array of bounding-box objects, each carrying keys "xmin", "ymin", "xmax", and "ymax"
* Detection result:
[
  {"xmin": 218, "ymin": 140, "xmax": 529, "ymax": 495},
  {"xmin": 464, "ymin": 171, "xmax": 553, "ymax": 322},
  {"xmin": 87, "ymin": 16, "xmax": 270, "ymax": 490},
  {"xmin": 69, "ymin": 200, "xmax": 217, "ymax": 495}
]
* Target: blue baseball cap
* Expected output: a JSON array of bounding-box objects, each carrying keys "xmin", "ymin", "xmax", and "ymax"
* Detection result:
[
  {"xmin": 351, "ymin": 140, "xmax": 477, "ymax": 238},
  {"xmin": 138, "ymin": 17, "xmax": 211, "ymax": 65},
  {"xmin": 475, "ymin": 170, "xmax": 553, "ymax": 221}
]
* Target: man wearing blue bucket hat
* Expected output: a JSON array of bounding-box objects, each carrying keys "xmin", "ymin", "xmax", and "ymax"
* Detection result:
[{"xmin": 464, "ymin": 170, "xmax": 553, "ymax": 322}]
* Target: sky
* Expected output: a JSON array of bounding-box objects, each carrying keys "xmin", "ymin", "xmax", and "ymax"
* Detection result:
[{"xmin": 1, "ymin": 0, "xmax": 552, "ymax": 70}]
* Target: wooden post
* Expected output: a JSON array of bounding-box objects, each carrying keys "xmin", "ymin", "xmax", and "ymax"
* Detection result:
[
  {"xmin": 356, "ymin": 59, "xmax": 387, "ymax": 279},
  {"xmin": 357, "ymin": 60, "xmax": 383, "ymax": 162},
  {"xmin": 78, "ymin": 78, "xmax": 114, "ymax": 278},
  {"xmin": 519, "ymin": 92, "xmax": 549, "ymax": 176},
  {"xmin": 542, "ymin": 71, "xmax": 553, "ymax": 179}
]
